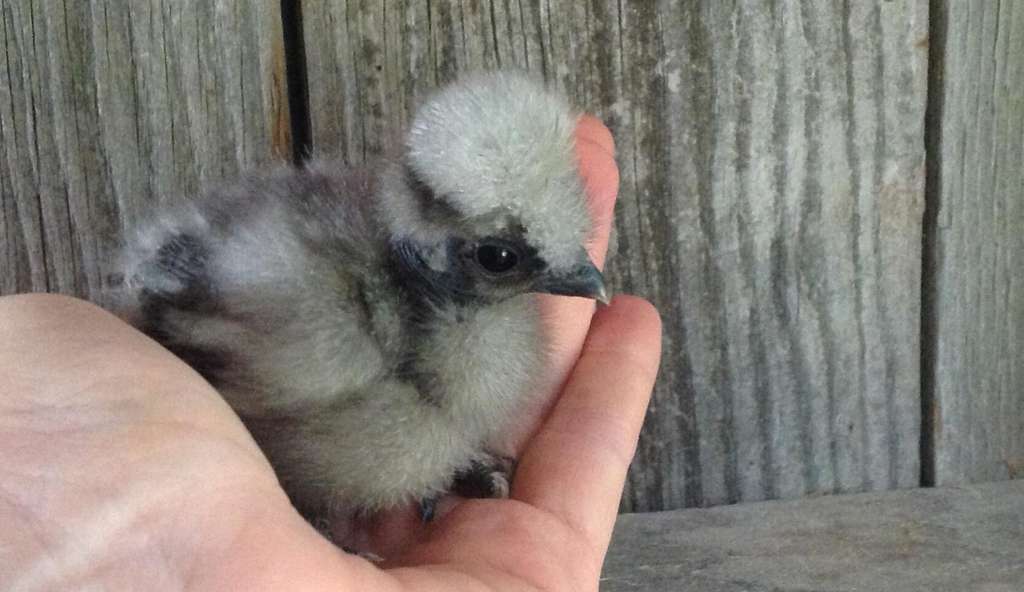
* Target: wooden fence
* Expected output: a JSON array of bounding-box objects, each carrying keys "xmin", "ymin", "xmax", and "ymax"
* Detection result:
[{"xmin": 2, "ymin": 1, "xmax": 1020, "ymax": 513}]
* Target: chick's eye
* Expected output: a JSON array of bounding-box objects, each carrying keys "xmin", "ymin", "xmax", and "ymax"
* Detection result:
[{"xmin": 474, "ymin": 243, "xmax": 520, "ymax": 274}]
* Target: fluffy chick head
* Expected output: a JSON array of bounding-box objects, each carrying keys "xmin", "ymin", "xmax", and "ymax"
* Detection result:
[{"xmin": 379, "ymin": 70, "xmax": 606, "ymax": 305}]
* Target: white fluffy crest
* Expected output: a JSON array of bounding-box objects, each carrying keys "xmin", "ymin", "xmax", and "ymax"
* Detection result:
[{"xmin": 405, "ymin": 70, "xmax": 590, "ymax": 270}]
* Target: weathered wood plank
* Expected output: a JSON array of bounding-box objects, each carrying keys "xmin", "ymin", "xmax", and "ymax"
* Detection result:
[
  {"xmin": 602, "ymin": 481, "xmax": 1024, "ymax": 592},
  {"xmin": 304, "ymin": 1, "xmax": 929, "ymax": 511},
  {"xmin": 927, "ymin": 0, "xmax": 1024, "ymax": 485},
  {"xmin": 0, "ymin": 0, "xmax": 290, "ymax": 305}
]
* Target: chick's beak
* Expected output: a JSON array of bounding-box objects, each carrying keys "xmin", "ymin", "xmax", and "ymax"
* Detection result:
[{"xmin": 534, "ymin": 259, "xmax": 610, "ymax": 305}]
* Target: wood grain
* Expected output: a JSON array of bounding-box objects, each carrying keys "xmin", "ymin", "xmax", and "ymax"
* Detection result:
[
  {"xmin": 0, "ymin": 0, "xmax": 289, "ymax": 305},
  {"xmin": 304, "ymin": 1, "xmax": 930, "ymax": 510},
  {"xmin": 926, "ymin": 0, "xmax": 1024, "ymax": 485},
  {"xmin": 602, "ymin": 481, "xmax": 1024, "ymax": 592}
]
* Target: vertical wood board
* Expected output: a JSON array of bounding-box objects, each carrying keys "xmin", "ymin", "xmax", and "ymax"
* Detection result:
[
  {"xmin": 0, "ymin": 0, "xmax": 290, "ymax": 304},
  {"xmin": 928, "ymin": 0, "xmax": 1024, "ymax": 485}
]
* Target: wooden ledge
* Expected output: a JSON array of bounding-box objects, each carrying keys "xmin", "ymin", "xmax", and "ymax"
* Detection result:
[{"xmin": 603, "ymin": 481, "xmax": 1024, "ymax": 591}]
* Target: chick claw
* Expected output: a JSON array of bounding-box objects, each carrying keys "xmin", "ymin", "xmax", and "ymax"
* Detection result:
[
  {"xmin": 418, "ymin": 495, "xmax": 440, "ymax": 523},
  {"xmin": 452, "ymin": 456, "xmax": 515, "ymax": 499},
  {"xmin": 417, "ymin": 456, "xmax": 515, "ymax": 523}
]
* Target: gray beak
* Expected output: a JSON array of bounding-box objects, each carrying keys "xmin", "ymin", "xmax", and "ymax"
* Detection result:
[{"xmin": 534, "ymin": 259, "xmax": 610, "ymax": 305}]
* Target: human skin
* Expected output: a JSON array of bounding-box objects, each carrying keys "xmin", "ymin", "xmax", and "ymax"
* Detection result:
[{"xmin": 0, "ymin": 117, "xmax": 661, "ymax": 591}]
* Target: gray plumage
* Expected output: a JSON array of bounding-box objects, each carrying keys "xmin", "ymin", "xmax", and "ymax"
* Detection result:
[{"xmin": 114, "ymin": 71, "xmax": 607, "ymax": 521}]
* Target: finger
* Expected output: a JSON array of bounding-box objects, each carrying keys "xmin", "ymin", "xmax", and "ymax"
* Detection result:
[
  {"xmin": 513, "ymin": 296, "xmax": 661, "ymax": 552},
  {"xmin": 540, "ymin": 116, "xmax": 618, "ymax": 336},
  {"xmin": 501, "ymin": 116, "xmax": 621, "ymax": 454},
  {"xmin": 576, "ymin": 113, "xmax": 615, "ymax": 155},
  {"xmin": 574, "ymin": 114, "xmax": 619, "ymax": 269}
]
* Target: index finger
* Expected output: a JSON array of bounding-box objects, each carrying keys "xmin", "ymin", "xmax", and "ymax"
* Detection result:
[
  {"xmin": 500, "ymin": 115, "xmax": 621, "ymax": 454},
  {"xmin": 512, "ymin": 296, "xmax": 661, "ymax": 552},
  {"xmin": 575, "ymin": 114, "xmax": 618, "ymax": 269}
]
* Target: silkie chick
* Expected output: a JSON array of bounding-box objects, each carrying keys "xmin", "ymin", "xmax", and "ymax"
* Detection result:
[{"xmin": 116, "ymin": 70, "xmax": 608, "ymax": 531}]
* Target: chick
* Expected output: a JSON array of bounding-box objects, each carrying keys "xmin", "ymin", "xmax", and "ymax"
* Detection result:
[{"xmin": 116, "ymin": 71, "xmax": 607, "ymax": 525}]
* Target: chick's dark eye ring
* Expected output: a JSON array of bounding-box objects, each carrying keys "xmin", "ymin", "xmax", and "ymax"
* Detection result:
[{"xmin": 474, "ymin": 241, "xmax": 521, "ymax": 274}]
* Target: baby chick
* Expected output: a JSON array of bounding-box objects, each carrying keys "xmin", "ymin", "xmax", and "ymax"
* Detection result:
[{"xmin": 116, "ymin": 71, "xmax": 607, "ymax": 526}]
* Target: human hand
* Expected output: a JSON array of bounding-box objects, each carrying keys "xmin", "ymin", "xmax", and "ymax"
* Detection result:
[{"xmin": 0, "ymin": 117, "xmax": 662, "ymax": 591}]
